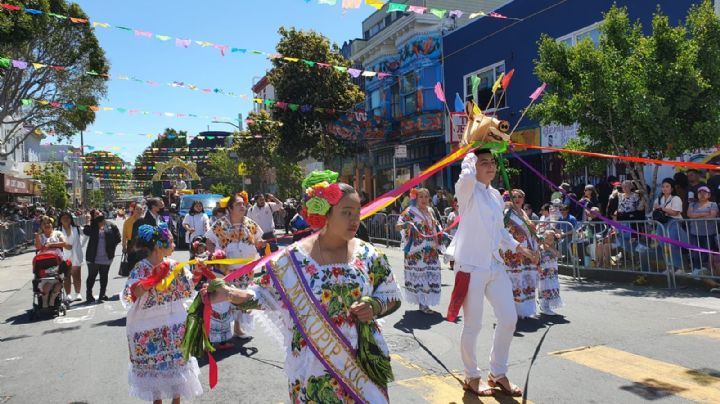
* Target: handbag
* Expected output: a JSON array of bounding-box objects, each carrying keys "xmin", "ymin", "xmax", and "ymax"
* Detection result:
[
  {"xmin": 652, "ymin": 196, "xmax": 672, "ymax": 224},
  {"xmin": 119, "ymin": 252, "xmax": 131, "ymax": 277}
]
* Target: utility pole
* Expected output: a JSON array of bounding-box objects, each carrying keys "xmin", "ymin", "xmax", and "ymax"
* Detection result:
[{"xmin": 80, "ymin": 130, "xmax": 87, "ymax": 209}]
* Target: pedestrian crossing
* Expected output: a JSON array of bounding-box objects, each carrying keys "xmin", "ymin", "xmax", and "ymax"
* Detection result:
[
  {"xmin": 389, "ymin": 327, "xmax": 720, "ymax": 403},
  {"xmin": 551, "ymin": 327, "xmax": 720, "ymax": 403}
]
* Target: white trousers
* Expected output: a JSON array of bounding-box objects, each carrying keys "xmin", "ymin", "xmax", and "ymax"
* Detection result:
[{"xmin": 459, "ymin": 260, "xmax": 517, "ymax": 378}]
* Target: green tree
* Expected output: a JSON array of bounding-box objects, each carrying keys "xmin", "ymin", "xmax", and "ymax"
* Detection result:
[
  {"xmin": 34, "ymin": 163, "xmax": 68, "ymax": 208},
  {"xmin": 531, "ymin": 1, "xmax": 720, "ymax": 200},
  {"xmin": 558, "ymin": 138, "xmax": 608, "ymax": 177},
  {"xmin": 205, "ymin": 149, "xmax": 244, "ymax": 195},
  {"xmin": 0, "ymin": 0, "xmax": 109, "ymax": 156},
  {"xmin": 267, "ymin": 27, "xmax": 364, "ymax": 164}
]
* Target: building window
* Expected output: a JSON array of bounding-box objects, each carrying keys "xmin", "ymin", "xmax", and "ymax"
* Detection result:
[
  {"xmin": 463, "ymin": 61, "xmax": 506, "ymax": 111},
  {"xmin": 390, "ymin": 83, "xmax": 400, "ymax": 119},
  {"xmin": 557, "ymin": 22, "xmax": 601, "ymax": 47},
  {"xmin": 369, "ymin": 89, "xmax": 382, "ymax": 118},
  {"xmin": 420, "ymin": 65, "xmax": 442, "ymax": 111},
  {"xmin": 401, "ymin": 72, "xmax": 417, "ymax": 116}
]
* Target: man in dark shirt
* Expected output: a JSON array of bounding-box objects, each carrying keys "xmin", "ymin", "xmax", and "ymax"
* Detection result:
[
  {"xmin": 686, "ymin": 169, "xmax": 707, "ymax": 204},
  {"xmin": 707, "ymin": 169, "xmax": 720, "ymax": 203}
]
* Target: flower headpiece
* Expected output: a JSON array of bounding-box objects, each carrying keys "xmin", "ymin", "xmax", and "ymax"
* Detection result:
[
  {"xmin": 237, "ymin": 191, "xmax": 249, "ymax": 205},
  {"xmin": 300, "ymin": 170, "xmax": 343, "ymax": 229},
  {"xmin": 219, "ymin": 191, "xmax": 249, "ymax": 208},
  {"xmin": 138, "ymin": 223, "xmax": 173, "ymax": 249}
]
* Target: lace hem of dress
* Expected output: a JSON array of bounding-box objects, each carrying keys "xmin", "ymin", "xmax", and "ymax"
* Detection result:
[
  {"xmin": 254, "ymin": 310, "xmax": 290, "ymax": 353},
  {"xmin": 127, "ymin": 357, "xmax": 202, "ymax": 401},
  {"xmin": 402, "ymin": 289, "xmax": 441, "ymax": 307}
]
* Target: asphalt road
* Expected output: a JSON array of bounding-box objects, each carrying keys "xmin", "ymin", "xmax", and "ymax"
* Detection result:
[{"xmin": 1, "ymin": 222, "xmax": 720, "ymax": 403}]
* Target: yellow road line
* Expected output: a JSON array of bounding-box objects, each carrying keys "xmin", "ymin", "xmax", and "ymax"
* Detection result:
[
  {"xmin": 390, "ymin": 353, "xmax": 432, "ymax": 376},
  {"xmin": 668, "ymin": 327, "xmax": 720, "ymax": 340},
  {"xmin": 393, "ymin": 374, "xmax": 530, "ymax": 403},
  {"xmin": 551, "ymin": 345, "xmax": 720, "ymax": 403}
]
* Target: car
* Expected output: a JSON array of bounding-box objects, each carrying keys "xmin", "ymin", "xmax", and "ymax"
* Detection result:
[{"xmin": 175, "ymin": 193, "xmax": 223, "ymax": 249}]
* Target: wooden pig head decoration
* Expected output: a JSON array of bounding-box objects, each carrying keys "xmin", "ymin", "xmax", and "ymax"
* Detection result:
[{"xmin": 462, "ymin": 101, "xmax": 511, "ymax": 145}]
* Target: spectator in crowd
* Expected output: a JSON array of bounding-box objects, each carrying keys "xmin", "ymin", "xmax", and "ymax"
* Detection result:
[
  {"xmin": 182, "ymin": 200, "xmax": 210, "ymax": 258},
  {"xmin": 35, "ymin": 216, "xmax": 68, "ymax": 308},
  {"xmin": 211, "ymin": 206, "xmax": 225, "ymax": 222},
  {"xmin": 652, "ymin": 178, "xmax": 685, "ymax": 274},
  {"xmin": 122, "ymin": 204, "xmax": 142, "ymax": 253},
  {"xmin": 557, "ymin": 204, "xmax": 578, "ymax": 259},
  {"xmin": 131, "ymin": 197, "xmax": 164, "ymax": 238},
  {"xmin": 579, "ymin": 185, "xmax": 599, "ymax": 221},
  {"xmin": 686, "ymin": 186, "xmax": 718, "ymax": 277},
  {"xmin": 707, "ymin": 168, "xmax": 720, "ymax": 203},
  {"xmin": 686, "ymin": 168, "xmax": 706, "ymax": 205},
  {"xmin": 523, "ymin": 203, "xmax": 539, "ymax": 221},
  {"xmin": 247, "ymin": 193, "xmax": 283, "ymax": 254},
  {"xmin": 84, "ymin": 215, "xmax": 121, "ymax": 303},
  {"xmin": 614, "ymin": 180, "xmax": 646, "ymax": 253},
  {"xmin": 597, "ymin": 176, "xmax": 616, "ymax": 216},
  {"xmin": 606, "ymin": 180, "xmax": 622, "ymax": 220},
  {"xmin": 58, "ymin": 211, "xmax": 84, "ymax": 302},
  {"xmin": 283, "ymin": 199, "xmax": 297, "ymax": 235},
  {"xmin": 433, "ymin": 188, "xmax": 450, "ymax": 217}
]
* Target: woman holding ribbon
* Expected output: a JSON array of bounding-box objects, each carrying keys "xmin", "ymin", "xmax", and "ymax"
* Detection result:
[
  {"xmin": 121, "ymin": 223, "xmax": 202, "ymax": 403},
  {"xmin": 395, "ymin": 188, "xmax": 444, "ymax": 314},
  {"xmin": 204, "ymin": 171, "xmax": 401, "ymax": 403},
  {"xmin": 205, "ymin": 192, "xmax": 265, "ymax": 342},
  {"xmin": 502, "ymin": 189, "xmax": 540, "ymax": 319}
]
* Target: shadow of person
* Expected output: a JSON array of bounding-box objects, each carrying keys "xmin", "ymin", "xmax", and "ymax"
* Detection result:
[
  {"xmin": 393, "ymin": 309, "xmax": 445, "ymax": 333},
  {"xmin": 514, "ymin": 314, "xmax": 570, "ymax": 336}
]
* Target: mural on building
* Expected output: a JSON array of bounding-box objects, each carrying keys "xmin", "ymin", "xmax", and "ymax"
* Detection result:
[
  {"xmin": 400, "ymin": 112, "xmax": 443, "ymax": 137},
  {"xmin": 327, "ymin": 111, "xmax": 392, "ymax": 141},
  {"xmin": 369, "ymin": 34, "xmax": 442, "ymax": 76}
]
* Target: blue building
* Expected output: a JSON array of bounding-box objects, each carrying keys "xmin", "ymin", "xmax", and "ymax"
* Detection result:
[{"xmin": 443, "ymin": 0, "xmax": 706, "ymax": 206}]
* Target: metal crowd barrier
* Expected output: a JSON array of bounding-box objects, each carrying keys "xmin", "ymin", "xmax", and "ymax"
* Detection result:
[
  {"xmin": 0, "ymin": 220, "xmax": 34, "ymax": 257},
  {"xmin": 665, "ymin": 218, "xmax": 720, "ymax": 287}
]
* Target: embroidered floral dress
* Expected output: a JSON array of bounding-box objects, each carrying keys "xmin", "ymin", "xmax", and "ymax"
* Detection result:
[
  {"xmin": 538, "ymin": 248, "xmax": 563, "ymax": 313},
  {"xmin": 204, "ymin": 216, "xmax": 263, "ymax": 341},
  {"xmin": 502, "ymin": 209, "xmax": 539, "ymax": 318},
  {"xmin": 245, "ymin": 240, "xmax": 401, "ymax": 404},
  {"xmin": 396, "ymin": 206, "xmax": 443, "ymax": 307},
  {"xmin": 121, "ymin": 258, "xmax": 202, "ymax": 402}
]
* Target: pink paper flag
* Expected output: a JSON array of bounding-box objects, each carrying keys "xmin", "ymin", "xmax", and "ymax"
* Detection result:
[
  {"xmin": 134, "ymin": 30, "xmax": 152, "ymax": 38},
  {"xmin": 11, "ymin": 60, "xmax": 28, "ymax": 69},
  {"xmin": 529, "ymin": 83, "xmax": 547, "ymax": 101},
  {"xmin": 342, "ymin": 0, "xmax": 361, "ymax": 9},
  {"xmin": 408, "ymin": 6, "xmax": 426, "ymax": 14},
  {"xmin": 175, "ymin": 38, "xmax": 191, "ymax": 48},
  {"xmin": 434, "ymin": 82, "xmax": 446, "ymax": 103},
  {"xmin": 378, "ymin": 72, "xmax": 390, "ymax": 79},
  {"xmin": 214, "ymin": 44, "xmax": 228, "ymax": 56},
  {"xmin": 317, "ymin": 63, "xmax": 331, "ymax": 68},
  {"xmin": 347, "ymin": 68, "xmax": 362, "ymax": 78},
  {"xmin": 489, "ymin": 11, "xmax": 508, "ymax": 19}
]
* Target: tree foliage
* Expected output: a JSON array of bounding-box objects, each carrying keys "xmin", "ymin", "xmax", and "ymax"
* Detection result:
[
  {"xmin": 267, "ymin": 27, "xmax": 364, "ymax": 163},
  {"xmin": 0, "ymin": 0, "xmax": 109, "ymax": 156},
  {"xmin": 205, "ymin": 148, "xmax": 244, "ymax": 195},
  {"xmin": 33, "ymin": 162, "xmax": 68, "ymax": 208},
  {"xmin": 89, "ymin": 189, "xmax": 104, "ymax": 208},
  {"xmin": 531, "ymin": 1, "xmax": 720, "ymax": 195}
]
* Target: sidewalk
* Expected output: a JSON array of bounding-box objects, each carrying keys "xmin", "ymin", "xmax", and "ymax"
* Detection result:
[{"xmin": 0, "ymin": 250, "xmax": 36, "ymax": 305}]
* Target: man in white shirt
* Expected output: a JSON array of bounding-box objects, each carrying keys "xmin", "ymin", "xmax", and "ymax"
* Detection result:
[
  {"xmin": 447, "ymin": 149, "xmax": 537, "ymax": 397},
  {"xmin": 247, "ymin": 193, "xmax": 283, "ymax": 254}
]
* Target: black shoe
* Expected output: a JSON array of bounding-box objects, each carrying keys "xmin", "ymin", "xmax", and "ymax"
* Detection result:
[
  {"xmin": 100, "ymin": 295, "xmax": 110, "ymax": 302},
  {"xmin": 86, "ymin": 296, "xmax": 96, "ymax": 304}
]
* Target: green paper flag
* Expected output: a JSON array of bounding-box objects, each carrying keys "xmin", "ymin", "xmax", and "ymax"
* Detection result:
[
  {"xmin": 77, "ymin": 105, "xmax": 88, "ymax": 111},
  {"xmin": 387, "ymin": 3, "xmax": 408, "ymax": 12},
  {"xmin": 302, "ymin": 60, "xmax": 316, "ymax": 67},
  {"xmin": 0, "ymin": 58, "xmax": 10, "ymax": 68},
  {"xmin": 116, "ymin": 108, "xmax": 127, "ymax": 113},
  {"xmin": 21, "ymin": 99, "xmax": 32, "ymax": 106},
  {"xmin": 288, "ymin": 104, "xmax": 300, "ymax": 111},
  {"xmin": 430, "ymin": 8, "xmax": 447, "ymax": 18},
  {"xmin": 333, "ymin": 66, "xmax": 348, "ymax": 72},
  {"xmin": 471, "ymin": 75, "xmax": 480, "ymax": 104},
  {"xmin": 116, "ymin": 26, "xmax": 132, "ymax": 31}
]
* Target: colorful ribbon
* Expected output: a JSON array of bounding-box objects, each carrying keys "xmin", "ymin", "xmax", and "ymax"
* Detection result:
[{"xmin": 508, "ymin": 146, "xmax": 720, "ymax": 256}]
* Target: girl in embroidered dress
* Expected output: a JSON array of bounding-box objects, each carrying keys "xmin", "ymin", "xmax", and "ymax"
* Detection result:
[
  {"xmin": 203, "ymin": 172, "xmax": 402, "ymax": 404},
  {"xmin": 502, "ymin": 189, "xmax": 540, "ymax": 319},
  {"xmin": 205, "ymin": 192, "xmax": 265, "ymax": 344},
  {"xmin": 122, "ymin": 223, "xmax": 202, "ymax": 403},
  {"xmin": 396, "ymin": 188, "xmax": 444, "ymax": 314},
  {"xmin": 538, "ymin": 230, "xmax": 563, "ymax": 315}
]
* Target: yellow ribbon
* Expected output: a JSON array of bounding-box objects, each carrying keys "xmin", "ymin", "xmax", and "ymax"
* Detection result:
[{"xmin": 155, "ymin": 258, "xmax": 255, "ymax": 292}]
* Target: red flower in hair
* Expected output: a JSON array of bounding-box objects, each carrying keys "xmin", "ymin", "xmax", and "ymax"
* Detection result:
[
  {"xmin": 301, "ymin": 206, "xmax": 308, "ymax": 219},
  {"xmin": 307, "ymin": 214, "xmax": 327, "ymax": 229},
  {"xmin": 212, "ymin": 249, "xmax": 226, "ymax": 260},
  {"xmin": 323, "ymin": 183, "xmax": 343, "ymax": 205}
]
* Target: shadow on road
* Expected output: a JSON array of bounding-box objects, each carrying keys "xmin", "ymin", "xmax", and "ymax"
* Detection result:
[
  {"xmin": 91, "ymin": 317, "xmax": 126, "ymax": 327},
  {"xmin": 619, "ymin": 378, "xmax": 686, "ymax": 400},
  {"xmin": 393, "ymin": 310, "xmax": 445, "ymax": 333},
  {"xmin": 42, "ymin": 325, "xmax": 80, "ymax": 335},
  {"xmin": 196, "ymin": 338, "xmax": 283, "ymax": 370},
  {"xmin": 4, "ymin": 311, "xmax": 34, "ymax": 325},
  {"xmin": 0, "ymin": 334, "xmax": 31, "ymax": 342},
  {"xmin": 513, "ymin": 314, "xmax": 570, "ymax": 337}
]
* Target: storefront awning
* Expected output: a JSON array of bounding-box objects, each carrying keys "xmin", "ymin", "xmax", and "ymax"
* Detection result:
[{"xmin": 2, "ymin": 174, "xmax": 35, "ymax": 195}]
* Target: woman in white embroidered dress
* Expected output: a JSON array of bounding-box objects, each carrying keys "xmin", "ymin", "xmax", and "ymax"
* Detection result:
[
  {"xmin": 204, "ymin": 175, "xmax": 401, "ymax": 403},
  {"xmin": 58, "ymin": 211, "xmax": 84, "ymax": 302},
  {"xmin": 182, "ymin": 200, "xmax": 209, "ymax": 258},
  {"xmin": 395, "ymin": 188, "xmax": 443, "ymax": 313},
  {"xmin": 502, "ymin": 189, "xmax": 540, "ymax": 319},
  {"xmin": 122, "ymin": 224, "xmax": 202, "ymax": 403},
  {"xmin": 205, "ymin": 193, "xmax": 265, "ymax": 344}
]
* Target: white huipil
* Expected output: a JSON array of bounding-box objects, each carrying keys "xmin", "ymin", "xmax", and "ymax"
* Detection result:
[{"xmin": 449, "ymin": 152, "xmax": 520, "ymax": 379}]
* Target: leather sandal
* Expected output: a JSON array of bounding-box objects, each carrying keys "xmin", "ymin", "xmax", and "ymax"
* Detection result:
[
  {"xmin": 463, "ymin": 377, "xmax": 495, "ymax": 397},
  {"xmin": 488, "ymin": 374, "xmax": 522, "ymax": 397}
]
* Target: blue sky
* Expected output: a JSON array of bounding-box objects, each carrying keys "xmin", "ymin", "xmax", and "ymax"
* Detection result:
[{"xmin": 56, "ymin": 0, "xmax": 376, "ymax": 162}]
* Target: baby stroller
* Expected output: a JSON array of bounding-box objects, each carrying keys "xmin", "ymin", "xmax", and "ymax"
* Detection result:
[{"xmin": 30, "ymin": 252, "xmax": 70, "ymax": 320}]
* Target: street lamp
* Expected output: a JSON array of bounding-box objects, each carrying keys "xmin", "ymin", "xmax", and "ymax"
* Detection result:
[{"xmin": 211, "ymin": 113, "xmax": 243, "ymax": 131}]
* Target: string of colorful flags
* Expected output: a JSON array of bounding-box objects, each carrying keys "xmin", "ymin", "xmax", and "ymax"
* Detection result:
[
  {"xmin": 0, "ymin": 56, "xmax": 253, "ymax": 101},
  {"xmin": 311, "ymin": 0, "xmax": 515, "ymax": 20},
  {"xmin": 21, "ymin": 98, "xmax": 235, "ymax": 121},
  {"xmin": 0, "ymin": 3, "xmax": 391, "ymax": 79}
]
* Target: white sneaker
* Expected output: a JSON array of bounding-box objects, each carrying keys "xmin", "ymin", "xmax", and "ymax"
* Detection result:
[{"xmin": 74, "ymin": 293, "xmax": 83, "ymax": 301}]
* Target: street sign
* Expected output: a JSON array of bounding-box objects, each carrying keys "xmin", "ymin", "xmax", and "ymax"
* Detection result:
[
  {"xmin": 238, "ymin": 162, "xmax": 248, "ymax": 176},
  {"xmin": 395, "ymin": 145, "xmax": 407, "ymax": 159},
  {"xmin": 449, "ymin": 112, "xmax": 468, "ymax": 144}
]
